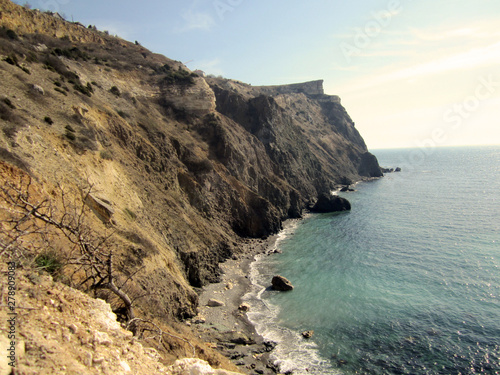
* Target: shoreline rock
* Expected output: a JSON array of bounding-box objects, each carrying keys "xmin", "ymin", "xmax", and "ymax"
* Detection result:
[
  {"xmin": 302, "ymin": 330, "xmax": 314, "ymax": 339},
  {"xmin": 271, "ymin": 275, "xmax": 294, "ymax": 291},
  {"xmin": 340, "ymin": 185, "xmax": 355, "ymax": 192},
  {"xmin": 238, "ymin": 303, "xmax": 250, "ymax": 312},
  {"xmin": 310, "ymin": 192, "xmax": 351, "ymax": 213},
  {"xmin": 207, "ymin": 298, "xmax": 225, "ymax": 307},
  {"xmin": 381, "ymin": 166, "xmax": 402, "ymax": 173}
]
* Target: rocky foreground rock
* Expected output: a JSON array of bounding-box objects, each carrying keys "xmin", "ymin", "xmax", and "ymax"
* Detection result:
[{"xmin": 0, "ymin": 263, "xmax": 243, "ymax": 375}]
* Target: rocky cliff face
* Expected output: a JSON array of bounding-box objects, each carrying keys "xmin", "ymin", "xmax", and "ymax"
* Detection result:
[
  {"xmin": 0, "ymin": 0, "xmax": 381, "ymax": 346},
  {"xmin": 207, "ymin": 78, "xmax": 382, "ymax": 198}
]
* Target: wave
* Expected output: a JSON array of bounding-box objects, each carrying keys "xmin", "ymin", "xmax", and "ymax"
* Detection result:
[{"xmin": 243, "ymin": 220, "xmax": 340, "ymax": 375}]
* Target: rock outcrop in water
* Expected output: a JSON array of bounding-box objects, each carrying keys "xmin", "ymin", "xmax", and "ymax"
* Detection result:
[
  {"xmin": 301, "ymin": 330, "xmax": 314, "ymax": 339},
  {"xmin": 271, "ymin": 275, "xmax": 294, "ymax": 291},
  {"xmin": 310, "ymin": 193, "xmax": 352, "ymax": 213},
  {"xmin": 0, "ymin": 0, "xmax": 381, "ymax": 370}
]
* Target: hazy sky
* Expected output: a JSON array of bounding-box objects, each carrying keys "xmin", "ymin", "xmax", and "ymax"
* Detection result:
[{"xmin": 15, "ymin": 0, "xmax": 500, "ymax": 149}]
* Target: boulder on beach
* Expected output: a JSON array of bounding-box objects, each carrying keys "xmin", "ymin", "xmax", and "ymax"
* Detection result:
[
  {"xmin": 193, "ymin": 315, "xmax": 206, "ymax": 324},
  {"xmin": 270, "ymin": 247, "xmax": 282, "ymax": 254},
  {"xmin": 207, "ymin": 299, "xmax": 225, "ymax": 307},
  {"xmin": 302, "ymin": 330, "xmax": 314, "ymax": 339},
  {"xmin": 310, "ymin": 192, "xmax": 351, "ymax": 213},
  {"xmin": 223, "ymin": 331, "xmax": 256, "ymax": 345},
  {"xmin": 238, "ymin": 303, "xmax": 250, "ymax": 312},
  {"xmin": 271, "ymin": 275, "xmax": 294, "ymax": 291}
]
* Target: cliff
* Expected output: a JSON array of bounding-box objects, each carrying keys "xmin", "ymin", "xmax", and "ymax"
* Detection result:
[
  {"xmin": 253, "ymin": 79, "xmax": 327, "ymax": 96},
  {"xmin": 0, "ymin": 0, "xmax": 382, "ymax": 372}
]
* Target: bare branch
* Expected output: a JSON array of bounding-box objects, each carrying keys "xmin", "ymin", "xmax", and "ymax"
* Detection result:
[
  {"xmin": 0, "ymin": 175, "xmax": 139, "ymax": 323},
  {"xmin": 119, "ymin": 266, "xmax": 146, "ymax": 290}
]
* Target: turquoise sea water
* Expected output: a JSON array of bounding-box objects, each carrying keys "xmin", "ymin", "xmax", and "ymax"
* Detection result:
[{"xmin": 245, "ymin": 146, "xmax": 500, "ymax": 375}]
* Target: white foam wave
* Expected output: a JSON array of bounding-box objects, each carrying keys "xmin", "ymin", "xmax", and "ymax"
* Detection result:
[
  {"xmin": 267, "ymin": 218, "xmax": 301, "ymax": 254},
  {"xmin": 243, "ymin": 220, "xmax": 341, "ymax": 375}
]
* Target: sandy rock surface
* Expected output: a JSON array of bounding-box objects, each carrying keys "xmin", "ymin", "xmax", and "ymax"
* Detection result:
[{"xmin": 0, "ymin": 263, "xmax": 244, "ymax": 375}]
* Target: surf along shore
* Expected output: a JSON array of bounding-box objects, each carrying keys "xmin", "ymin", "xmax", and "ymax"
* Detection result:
[
  {"xmin": 192, "ymin": 220, "xmax": 301, "ymax": 375},
  {"xmin": 191, "ymin": 182, "xmax": 382, "ymax": 374}
]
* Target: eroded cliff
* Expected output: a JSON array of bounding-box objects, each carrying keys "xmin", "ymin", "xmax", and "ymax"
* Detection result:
[{"xmin": 0, "ymin": 0, "xmax": 381, "ymax": 370}]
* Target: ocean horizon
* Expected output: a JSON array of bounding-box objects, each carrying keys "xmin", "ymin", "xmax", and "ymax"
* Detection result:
[{"xmin": 244, "ymin": 145, "xmax": 500, "ymax": 375}]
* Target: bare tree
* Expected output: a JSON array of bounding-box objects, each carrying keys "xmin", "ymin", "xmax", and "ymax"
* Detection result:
[
  {"xmin": 0, "ymin": 172, "xmax": 203, "ymax": 356},
  {"xmin": 0, "ymin": 174, "xmax": 135, "ymax": 322}
]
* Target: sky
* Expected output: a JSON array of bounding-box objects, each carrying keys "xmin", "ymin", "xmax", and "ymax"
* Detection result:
[{"xmin": 14, "ymin": 0, "xmax": 500, "ymax": 150}]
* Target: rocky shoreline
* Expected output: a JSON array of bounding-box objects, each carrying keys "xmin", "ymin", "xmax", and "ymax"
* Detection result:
[
  {"xmin": 191, "ymin": 187, "xmax": 373, "ymax": 374},
  {"xmin": 191, "ymin": 234, "xmax": 285, "ymax": 375}
]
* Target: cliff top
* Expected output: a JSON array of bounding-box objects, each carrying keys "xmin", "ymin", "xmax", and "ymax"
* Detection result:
[
  {"xmin": 253, "ymin": 79, "xmax": 324, "ymax": 96},
  {"xmin": 206, "ymin": 77, "xmax": 342, "ymax": 104}
]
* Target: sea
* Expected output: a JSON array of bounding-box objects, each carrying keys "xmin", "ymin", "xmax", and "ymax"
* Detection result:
[{"xmin": 244, "ymin": 146, "xmax": 500, "ymax": 375}]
